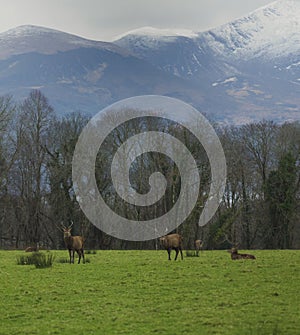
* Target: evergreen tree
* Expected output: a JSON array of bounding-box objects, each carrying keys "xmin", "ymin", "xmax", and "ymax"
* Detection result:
[{"xmin": 265, "ymin": 152, "xmax": 297, "ymax": 248}]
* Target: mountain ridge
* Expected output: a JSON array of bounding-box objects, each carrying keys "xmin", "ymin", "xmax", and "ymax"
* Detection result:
[{"xmin": 0, "ymin": 24, "xmax": 129, "ymax": 60}]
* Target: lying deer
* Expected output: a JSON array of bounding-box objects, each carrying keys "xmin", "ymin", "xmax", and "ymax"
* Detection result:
[
  {"xmin": 24, "ymin": 243, "xmax": 39, "ymax": 252},
  {"xmin": 61, "ymin": 222, "xmax": 85, "ymax": 264},
  {"xmin": 228, "ymin": 247, "xmax": 256, "ymax": 260}
]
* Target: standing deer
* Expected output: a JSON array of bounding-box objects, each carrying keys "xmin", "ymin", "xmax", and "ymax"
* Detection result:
[
  {"xmin": 195, "ymin": 239, "xmax": 203, "ymax": 256},
  {"xmin": 160, "ymin": 234, "xmax": 183, "ymax": 261},
  {"xmin": 228, "ymin": 247, "xmax": 256, "ymax": 260},
  {"xmin": 62, "ymin": 222, "xmax": 85, "ymax": 264}
]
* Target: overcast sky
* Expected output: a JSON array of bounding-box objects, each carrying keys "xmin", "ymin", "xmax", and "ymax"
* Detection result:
[{"xmin": 0, "ymin": 0, "xmax": 291, "ymax": 41}]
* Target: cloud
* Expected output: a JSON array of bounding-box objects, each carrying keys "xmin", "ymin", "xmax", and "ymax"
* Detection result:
[{"xmin": 0, "ymin": 0, "xmax": 277, "ymax": 41}]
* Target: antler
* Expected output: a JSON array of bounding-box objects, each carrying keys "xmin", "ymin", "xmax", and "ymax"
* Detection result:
[{"xmin": 60, "ymin": 222, "xmax": 67, "ymax": 231}]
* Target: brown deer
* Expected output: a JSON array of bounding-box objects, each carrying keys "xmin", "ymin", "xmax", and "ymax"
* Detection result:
[
  {"xmin": 160, "ymin": 234, "xmax": 183, "ymax": 261},
  {"xmin": 62, "ymin": 222, "xmax": 85, "ymax": 264},
  {"xmin": 24, "ymin": 243, "xmax": 39, "ymax": 252},
  {"xmin": 228, "ymin": 247, "xmax": 256, "ymax": 260},
  {"xmin": 195, "ymin": 239, "xmax": 203, "ymax": 256}
]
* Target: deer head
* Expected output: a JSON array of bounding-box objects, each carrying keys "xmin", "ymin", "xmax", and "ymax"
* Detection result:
[{"xmin": 61, "ymin": 221, "xmax": 73, "ymax": 238}]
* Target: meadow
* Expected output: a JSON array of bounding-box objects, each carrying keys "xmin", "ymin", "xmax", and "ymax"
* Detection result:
[{"xmin": 0, "ymin": 249, "xmax": 299, "ymax": 335}]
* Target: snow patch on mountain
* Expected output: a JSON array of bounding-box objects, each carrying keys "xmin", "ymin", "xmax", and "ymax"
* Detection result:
[
  {"xmin": 202, "ymin": 0, "xmax": 300, "ymax": 60},
  {"xmin": 114, "ymin": 26, "xmax": 197, "ymax": 40},
  {"xmin": 212, "ymin": 77, "xmax": 238, "ymax": 87}
]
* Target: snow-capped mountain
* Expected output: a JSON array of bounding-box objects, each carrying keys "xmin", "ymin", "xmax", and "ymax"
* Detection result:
[
  {"xmin": 0, "ymin": 0, "xmax": 299, "ymax": 124},
  {"xmin": 115, "ymin": 0, "xmax": 300, "ymax": 80},
  {"xmin": 115, "ymin": 0, "xmax": 300, "ymax": 123}
]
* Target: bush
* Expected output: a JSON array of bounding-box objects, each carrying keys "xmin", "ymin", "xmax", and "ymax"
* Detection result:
[
  {"xmin": 17, "ymin": 252, "xmax": 55, "ymax": 268},
  {"xmin": 185, "ymin": 250, "xmax": 199, "ymax": 257},
  {"xmin": 17, "ymin": 254, "xmax": 35, "ymax": 265}
]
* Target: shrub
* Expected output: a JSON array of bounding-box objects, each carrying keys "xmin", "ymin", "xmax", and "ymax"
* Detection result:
[
  {"xmin": 17, "ymin": 254, "xmax": 35, "ymax": 265},
  {"xmin": 17, "ymin": 252, "xmax": 55, "ymax": 268},
  {"xmin": 185, "ymin": 250, "xmax": 199, "ymax": 257}
]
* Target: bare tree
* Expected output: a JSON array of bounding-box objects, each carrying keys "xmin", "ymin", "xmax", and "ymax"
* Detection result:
[
  {"xmin": 241, "ymin": 120, "xmax": 277, "ymax": 193},
  {"xmin": 0, "ymin": 95, "xmax": 16, "ymax": 247},
  {"xmin": 11, "ymin": 90, "xmax": 55, "ymax": 246}
]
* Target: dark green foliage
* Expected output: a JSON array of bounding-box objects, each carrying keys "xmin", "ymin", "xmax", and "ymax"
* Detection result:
[
  {"xmin": 265, "ymin": 152, "xmax": 298, "ymax": 248},
  {"xmin": 207, "ymin": 209, "xmax": 237, "ymax": 249}
]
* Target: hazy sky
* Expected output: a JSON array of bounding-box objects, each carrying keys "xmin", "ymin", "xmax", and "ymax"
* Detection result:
[{"xmin": 0, "ymin": 0, "xmax": 290, "ymax": 41}]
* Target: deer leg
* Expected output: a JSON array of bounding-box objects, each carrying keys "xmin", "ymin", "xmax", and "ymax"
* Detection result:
[
  {"xmin": 77, "ymin": 250, "xmax": 81, "ymax": 264},
  {"xmin": 174, "ymin": 248, "xmax": 179, "ymax": 261},
  {"xmin": 68, "ymin": 249, "xmax": 72, "ymax": 264},
  {"xmin": 72, "ymin": 250, "xmax": 75, "ymax": 263},
  {"xmin": 179, "ymin": 247, "xmax": 183, "ymax": 260},
  {"xmin": 81, "ymin": 249, "xmax": 85, "ymax": 264},
  {"xmin": 167, "ymin": 248, "xmax": 171, "ymax": 260}
]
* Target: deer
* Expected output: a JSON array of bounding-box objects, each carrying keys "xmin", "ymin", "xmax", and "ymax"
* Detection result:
[
  {"xmin": 61, "ymin": 222, "xmax": 85, "ymax": 264},
  {"xmin": 228, "ymin": 247, "xmax": 256, "ymax": 260},
  {"xmin": 160, "ymin": 233, "xmax": 183, "ymax": 261},
  {"xmin": 195, "ymin": 239, "xmax": 203, "ymax": 256},
  {"xmin": 24, "ymin": 243, "xmax": 39, "ymax": 252}
]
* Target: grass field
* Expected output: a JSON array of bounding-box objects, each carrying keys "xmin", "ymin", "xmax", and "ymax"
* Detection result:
[{"xmin": 0, "ymin": 249, "xmax": 299, "ymax": 335}]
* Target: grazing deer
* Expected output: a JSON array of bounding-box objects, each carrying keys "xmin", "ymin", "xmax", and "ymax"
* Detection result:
[
  {"xmin": 160, "ymin": 234, "xmax": 183, "ymax": 261},
  {"xmin": 195, "ymin": 239, "xmax": 203, "ymax": 256},
  {"xmin": 228, "ymin": 247, "xmax": 256, "ymax": 260},
  {"xmin": 25, "ymin": 243, "xmax": 39, "ymax": 252},
  {"xmin": 62, "ymin": 222, "xmax": 85, "ymax": 264}
]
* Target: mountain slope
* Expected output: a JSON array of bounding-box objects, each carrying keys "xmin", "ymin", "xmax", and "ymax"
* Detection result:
[
  {"xmin": 203, "ymin": 0, "xmax": 300, "ymax": 60},
  {"xmin": 115, "ymin": 0, "xmax": 300, "ymax": 80}
]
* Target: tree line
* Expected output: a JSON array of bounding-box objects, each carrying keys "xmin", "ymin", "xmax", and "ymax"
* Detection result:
[{"xmin": 0, "ymin": 90, "xmax": 299, "ymax": 250}]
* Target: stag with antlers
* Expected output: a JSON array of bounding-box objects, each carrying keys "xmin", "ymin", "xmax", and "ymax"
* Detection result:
[
  {"xmin": 61, "ymin": 222, "xmax": 85, "ymax": 264},
  {"xmin": 228, "ymin": 245, "xmax": 256, "ymax": 260}
]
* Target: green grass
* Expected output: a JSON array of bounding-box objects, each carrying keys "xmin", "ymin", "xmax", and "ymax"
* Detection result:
[{"xmin": 0, "ymin": 250, "xmax": 299, "ymax": 335}]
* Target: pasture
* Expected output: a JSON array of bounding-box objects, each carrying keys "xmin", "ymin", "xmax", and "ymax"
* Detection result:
[{"xmin": 0, "ymin": 250, "xmax": 299, "ymax": 335}]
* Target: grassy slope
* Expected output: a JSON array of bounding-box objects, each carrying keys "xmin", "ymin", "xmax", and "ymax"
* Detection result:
[{"xmin": 0, "ymin": 250, "xmax": 299, "ymax": 335}]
